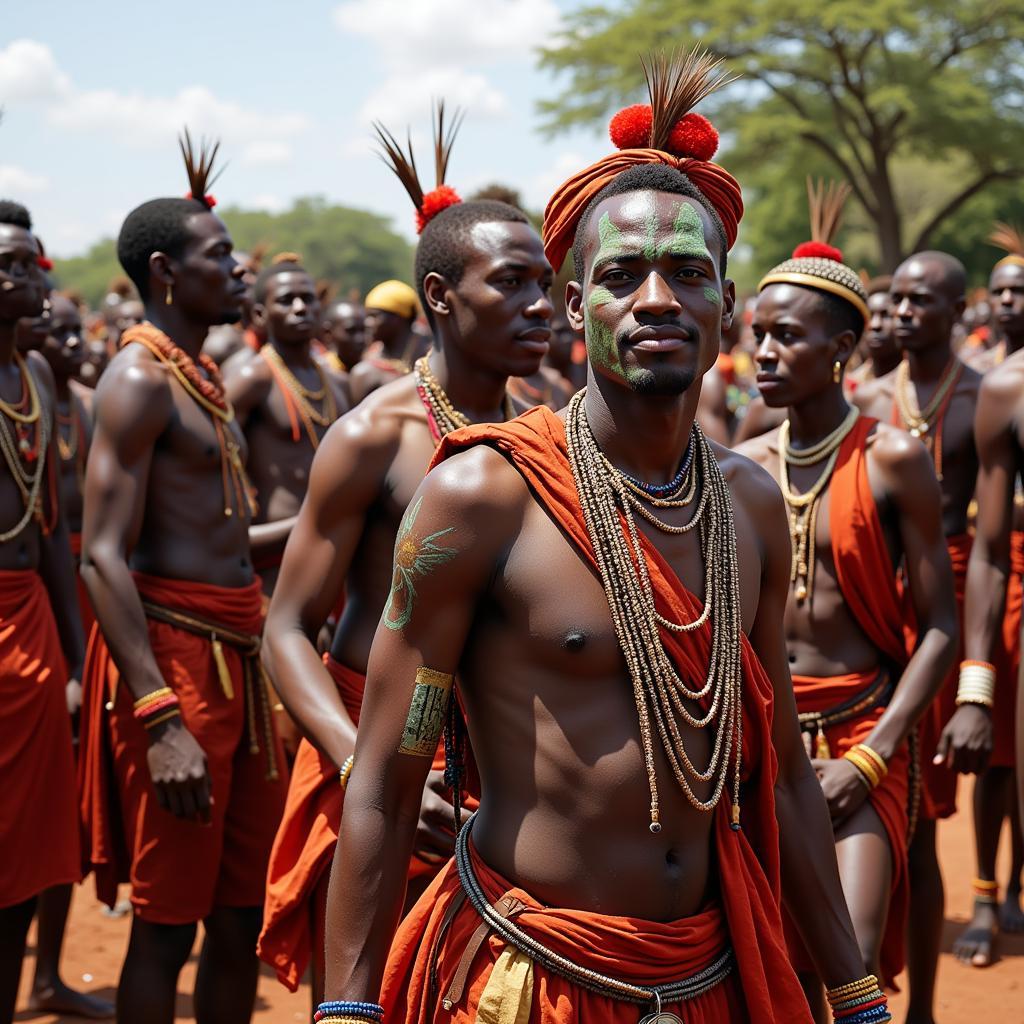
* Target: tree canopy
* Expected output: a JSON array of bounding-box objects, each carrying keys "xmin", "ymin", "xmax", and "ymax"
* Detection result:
[
  {"xmin": 538, "ymin": 0, "xmax": 1024, "ymax": 275},
  {"xmin": 53, "ymin": 197, "xmax": 414, "ymax": 307}
]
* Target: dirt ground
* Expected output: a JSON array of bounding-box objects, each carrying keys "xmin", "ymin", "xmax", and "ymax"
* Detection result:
[{"xmin": 14, "ymin": 777, "xmax": 1024, "ymax": 1022}]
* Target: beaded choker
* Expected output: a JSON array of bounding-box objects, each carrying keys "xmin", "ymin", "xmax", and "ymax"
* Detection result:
[
  {"xmin": 618, "ymin": 437, "xmax": 695, "ymax": 498},
  {"xmin": 566, "ymin": 390, "xmax": 743, "ymax": 833},
  {"xmin": 121, "ymin": 323, "xmax": 256, "ymax": 519},
  {"xmin": 414, "ymin": 356, "xmax": 515, "ymax": 444}
]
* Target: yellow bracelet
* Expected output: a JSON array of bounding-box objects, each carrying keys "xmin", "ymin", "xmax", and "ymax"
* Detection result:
[
  {"xmin": 851, "ymin": 743, "xmax": 888, "ymax": 778},
  {"xmin": 142, "ymin": 708, "xmax": 181, "ymax": 731},
  {"xmin": 827, "ymin": 973, "xmax": 880, "ymax": 1002},
  {"xmin": 339, "ymin": 754, "xmax": 354, "ymax": 790},
  {"xmin": 132, "ymin": 686, "xmax": 174, "ymax": 711},
  {"xmin": 843, "ymin": 750, "xmax": 882, "ymax": 790}
]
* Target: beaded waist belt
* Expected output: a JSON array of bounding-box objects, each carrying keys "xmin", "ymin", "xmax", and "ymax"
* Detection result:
[
  {"xmin": 797, "ymin": 669, "xmax": 892, "ymax": 760},
  {"xmin": 450, "ymin": 815, "xmax": 735, "ymax": 1016}
]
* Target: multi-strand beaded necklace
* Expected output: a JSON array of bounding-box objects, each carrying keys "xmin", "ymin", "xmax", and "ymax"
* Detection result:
[
  {"xmin": 121, "ymin": 324, "xmax": 256, "ymax": 519},
  {"xmin": 777, "ymin": 406, "xmax": 860, "ymax": 605},
  {"xmin": 0, "ymin": 352, "xmax": 55, "ymax": 542},
  {"xmin": 56, "ymin": 399, "xmax": 86, "ymax": 488},
  {"xmin": 414, "ymin": 355, "xmax": 515, "ymax": 444},
  {"xmin": 565, "ymin": 389, "xmax": 744, "ymax": 834},
  {"xmin": 260, "ymin": 344, "xmax": 338, "ymax": 451},
  {"xmin": 893, "ymin": 357, "xmax": 962, "ymax": 481}
]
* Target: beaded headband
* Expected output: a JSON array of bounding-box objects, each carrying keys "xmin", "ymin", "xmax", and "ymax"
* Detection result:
[{"xmin": 758, "ymin": 178, "xmax": 869, "ymax": 325}]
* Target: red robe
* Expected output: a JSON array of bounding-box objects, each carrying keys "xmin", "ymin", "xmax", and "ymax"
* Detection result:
[
  {"xmin": 79, "ymin": 573, "xmax": 287, "ymax": 923},
  {"xmin": 0, "ymin": 570, "xmax": 80, "ymax": 906},
  {"xmin": 992, "ymin": 531, "xmax": 1024, "ymax": 768},
  {"xmin": 382, "ymin": 406, "xmax": 811, "ymax": 1024}
]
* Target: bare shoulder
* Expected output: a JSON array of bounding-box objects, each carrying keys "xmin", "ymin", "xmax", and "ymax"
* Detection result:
[
  {"xmin": 94, "ymin": 346, "xmax": 173, "ymax": 422},
  {"xmin": 732, "ymin": 428, "xmax": 775, "ymax": 472},
  {"xmin": 852, "ymin": 366, "xmax": 896, "ymax": 416},
  {"xmin": 956, "ymin": 359, "xmax": 983, "ymax": 397},
  {"xmin": 222, "ymin": 347, "xmax": 271, "ymax": 390},
  {"xmin": 714, "ymin": 442, "xmax": 785, "ymax": 517},
  {"xmin": 865, "ymin": 420, "xmax": 933, "ymax": 476},
  {"xmin": 25, "ymin": 349, "xmax": 57, "ymax": 403},
  {"xmin": 979, "ymin": 349, "xmax": 1024, "ymax": 404}
]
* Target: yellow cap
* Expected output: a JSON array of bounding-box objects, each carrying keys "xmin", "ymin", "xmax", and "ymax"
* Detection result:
[{"xmin": 364, "ymin": 280, "xmax": 420, "ymax": 320}]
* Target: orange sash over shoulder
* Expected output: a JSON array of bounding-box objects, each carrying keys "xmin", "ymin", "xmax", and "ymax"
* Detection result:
[
  {"xmin": 0, "ymin": 571, "xmax": 79, "ymax": 907},
  {"xmin": 403, "ymin": 406, "xmax": 810, "ymax": 1023},
  {"xmin": 992, "ymin": 531, "xmax": 1024, "ymax": 768}
]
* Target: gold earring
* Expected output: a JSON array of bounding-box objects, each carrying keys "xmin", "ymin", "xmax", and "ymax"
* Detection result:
[
  {"xmin": 165, "ymin": 282, "xmax": 173, "ymax": 306},
  {"xmin": 833, "ymin": 360, "xmax": 841, "ymax": 383}
]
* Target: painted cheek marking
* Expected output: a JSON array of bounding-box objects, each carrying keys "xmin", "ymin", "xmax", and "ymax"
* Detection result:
[{"xmin": 703, "ymin": 286, "xmax": 722, "ymax": 306}]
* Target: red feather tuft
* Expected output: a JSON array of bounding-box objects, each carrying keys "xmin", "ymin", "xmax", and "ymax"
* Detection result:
[
  {"xmin": 667, "ymin": 113, "xmax": 718, "ymax": 161},
  {"xmin": 609, "ymin": 105, "xmax": 653, "ymax": 150},
  {"xmin": 36, "ymin": 256, "xmax": 53, "ymax": 272},
  {"xmin": 184, "ymin": 191, "xmax": 217, "ymax": 208},
  {"xmin": 793, "ymin": 240, "xmax": 843, "ymax": 262},
  {"xmin": 416, "ymin": 185, "xmax": 462, "ymax": 233}
]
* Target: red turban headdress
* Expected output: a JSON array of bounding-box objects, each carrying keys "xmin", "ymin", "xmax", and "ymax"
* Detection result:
[{"xmin": 542, "ymin": 49, "xmax": 744, "ymax": 273}]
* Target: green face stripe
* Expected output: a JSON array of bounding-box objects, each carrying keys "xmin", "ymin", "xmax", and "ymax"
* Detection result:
[
  {"xmin": 658, "ymin": 201, "xmax": 712, "ymax": 261},
  {"xmin": 594, "ymin": 212, "xmax": 626, "ymax": 271},
  {"xmin": 703, "ymin": 286, "xmax": 722, "ymax": 306}
]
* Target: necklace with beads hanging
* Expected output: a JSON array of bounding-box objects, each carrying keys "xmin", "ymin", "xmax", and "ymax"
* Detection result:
[
  {"xmin": 56, "ymin": 399, "xmax": 86, "ymax": 489},
  {"xmin": 778, "ymin": 406, "xmax": 859, "ymax": 605},
  {"xmin": 414, "ymin": 356, "xmax": 516, "ymax": 444},
  {"xmin": 120, "ymin": 323, "xmax": 256, "ymax": 520},
  {"xmin": 0, "ymin": 352, "xmax": 55, "ymax": 542},
  {"xmin": 565, "ymin": 389, "xmax": 744, "ymax": 835},
  {"xmin": 260, "ymin": 344, "xmax": 338, "ymax": 450},
  {"xmin": 893, "ymin": 358, "xmax": 962, "ymax": 482}
]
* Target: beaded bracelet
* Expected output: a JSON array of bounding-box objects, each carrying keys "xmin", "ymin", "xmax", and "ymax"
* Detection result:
[
  {"xmin": 339, "ymin": 754, "xmax": 355, "ymax": 790},
  {"xmin": 972, "ymin": 877, "xmax": 999, "ymax": 904},
  {"xmin": 132, "ymin": 686, "xmax": 174, "ymax": 713},
  {"xmin": 132, "ymin": 693, "xmax": 180, "ymax": 720},
  {"xmin": 143, "ymin": 708, "xmax": 182, "ymax": 731},
  {"xmin": 956, "ymin": 660, "xmax": 996, "ymax": 709},
  {"xmin": 314, "ymin": 1001, "xmax": 383, "ymax": 1024},
  {"xmin": 843, "ymin": 745, "xmax": 886, "ymax": 790},
  {"xmin": 827, "ymin": 974, "xmax": 881, "ymax": 1002}
]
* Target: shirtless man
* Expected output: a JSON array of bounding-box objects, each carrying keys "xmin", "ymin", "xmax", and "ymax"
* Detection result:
[
  {"xmin": 949, "ymin": 247, "xmax": 1024, "ymax": 968},
  {"xmin": 855, "ymin": 251, "xmax": 981, "ymax": 1024},
  {"xmin": 0, "ymin": 202, "xmax": 82, "ymax": 1024},
  {"xmin": 738, "ymin": 240, "xmax": 955, "ymax": 1013},
  {"xmin": 321, "ymin": 62, "xmax": 889, "ymax": 1024},
  {"xmin": 80, "ymin": 142, "xmax": 286, "ymax": 1024},
  {"xmin": 847, "ymin": 280, "xmax": 900, "ymax": 394},
  {"xmin": 321, "ymin": 299, "xmax": 368, "ymax": 374},
  {"xmin": 224, "ymin": 256, "xmax": 348, "ymax": 595},
  {"xmin": 347, "ymin": 280, "xmax": 420, "ymax": 404},
  {"xmin": 258, "ymin": 154, "xmax": 553, "ymax": 1001}
]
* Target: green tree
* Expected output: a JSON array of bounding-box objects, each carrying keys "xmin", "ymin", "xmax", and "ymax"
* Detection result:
[
  {"xmin": 53, "ymin": 197, "xmax": 414, "ymax": 307},
  {"xmin": 538, "ymin": 1, "xmax": 1024, "ymax": 271}
]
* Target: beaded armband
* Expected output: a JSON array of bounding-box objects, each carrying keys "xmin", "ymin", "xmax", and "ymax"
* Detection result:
[{"xmin": 955, "ymin": 660, "xmax": 995, "ymax": 709}]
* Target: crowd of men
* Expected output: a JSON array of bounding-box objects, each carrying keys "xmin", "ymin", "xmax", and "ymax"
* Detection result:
[{"xmin": 1, "ymin": 49, "xmax": 1023, "ymax": 1024}]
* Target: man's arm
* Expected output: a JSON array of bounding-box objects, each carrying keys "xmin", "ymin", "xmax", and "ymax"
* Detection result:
[
  {"xmin": 938, "ymin": 369, "xmax": 1021, "ymax": 771},
  {"xmin": 81, "ymin": 358, "xmax": 212, "ymax": 822},
  {"xmin": 323, "ymin": 449, "xmax": 518, "ymax": 1002},
  {"xmin": 746, "ymin": 469, "xmax": 866, "ymax": 987},
  {"xmin": 262, "ymin": 411, "xmax": 396, "ymax": 766},
  {"xmin": 348, "ymin": 362, "xmax": 383, "ymax": 406}
]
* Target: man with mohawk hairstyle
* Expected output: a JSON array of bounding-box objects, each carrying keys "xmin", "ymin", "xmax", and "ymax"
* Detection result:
[
  {"xmin": 854, "ymin": 248, "xmax": 980, "ymax": 1024},
  {"xmin": 950, "ymin": 223, "xmax": 1024, "ymax": 970},
  {"xmin": 737, "ymin": 180, "xmax": 955, "ymax": 1011},
  {"xmin": 320, "ymin": 51, "xmax": 888, "ymax": 1024},
  {"xmin": 78, "ymin": 132, "xmax": 287, "ymax": 1024},
  {"xmin": 258, "ymin": 104, "xmax": 552, "ymax": 1007}
]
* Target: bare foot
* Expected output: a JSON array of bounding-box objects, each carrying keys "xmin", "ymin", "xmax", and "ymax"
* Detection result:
[
  {"xmin": 953, "ymin": 900, "xmax": 998, "ymax": 966},
  {"xmin": 999, "ymin": 887, "xmax": 1024, "ymax": 933},
  {"xmin": 29, "ymin": 980, "xmax": 114, "ymax": 1019}
]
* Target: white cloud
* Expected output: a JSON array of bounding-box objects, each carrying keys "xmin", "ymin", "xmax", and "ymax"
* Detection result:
[
  {"xmin": 334, "ymin": 0, "xmax": 560, "ymax": 69},
  {"xmin": 358, "ymin": 68, "xmax": 508, "ymax": 128},
  {"xmin": 250, "ymin": 193, "xmax": 286, "ymax": 214},
  {"xmin": 241, "ymin": 140, "xmax": 293, "ymax": 166},
  {"xmin": 0, "ymin": 164, "xmax": 49, "ymax": 194},
  {"xmin": 0, "ymin": 40, "xmax": 71, "ymax": 102}
]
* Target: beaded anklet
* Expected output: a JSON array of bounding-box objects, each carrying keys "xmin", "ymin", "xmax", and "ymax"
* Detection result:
[{"xmin": 972, "ymin": 877, "xmax": 999, "ymax": 905}]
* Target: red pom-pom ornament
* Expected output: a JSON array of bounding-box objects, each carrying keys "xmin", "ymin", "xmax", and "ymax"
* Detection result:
[
  {"xmin": 415, "ymin": 185, "xmax": 462, "ymax": 234},
  {"xmin": 792, "ymin": 241, "xmax": 843, "ymax": 262},
  {"xmin": 609, "ymin": 105, "xmax": 653, "ymax": 150},
  {"xmin": 36, "ymin": 256, "xmax": 54, "ymax": 272},
  {"xmin": 667, "ymin": 113, "xmax": 718, "ymax": 161},
  {"xmin": 185, "ymin": 192, "xmax": 217, "ymax": 208}
]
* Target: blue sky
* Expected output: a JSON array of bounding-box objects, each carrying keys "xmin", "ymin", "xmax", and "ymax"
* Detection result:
[{"xmin": 1, "ymin": 0, "xmax": 614, "ymax": 257}]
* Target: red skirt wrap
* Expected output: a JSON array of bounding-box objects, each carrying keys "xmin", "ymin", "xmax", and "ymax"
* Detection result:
[{"xmin": 991, "ymin": 532, "xmax": 1024, "ymax": 768}]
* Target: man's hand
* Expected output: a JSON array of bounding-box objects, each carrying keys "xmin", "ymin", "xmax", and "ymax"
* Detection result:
[
  {"xmin": 146, "ymin": 719, "xmax": 213, "ymax": 823},
  {"xmin": 65, "ymin": 678, "xmax": 82, "ymax": 717},
  {"xmin": 811, "ymin": 758, "xmax": 870, "ymax": 824},
  {"xmin": 935, "ymin": 704, "xmax": 993, "ymax": 775},
  {"xmin": 413, "ymin": 769, "xmax": 472, "ymax": 864}
]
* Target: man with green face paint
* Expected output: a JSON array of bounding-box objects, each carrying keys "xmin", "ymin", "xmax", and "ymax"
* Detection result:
[{"xmin": 320, "ymin": 51, "xmax": 889, "ymax": 1024}]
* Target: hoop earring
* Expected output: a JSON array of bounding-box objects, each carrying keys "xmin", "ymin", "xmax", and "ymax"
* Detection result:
[
  {"xmin": 833, "ymin": 360, "xmax": 841, "ymax": 383},
  {"xmin": 165, "ymin": 282, "xmax": 173, "ymax": 306}
]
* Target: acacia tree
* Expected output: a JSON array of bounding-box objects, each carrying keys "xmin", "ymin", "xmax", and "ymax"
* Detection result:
[{"xmin": 538, "ymin": 0, "xmax": 1024, "ymax": 270}]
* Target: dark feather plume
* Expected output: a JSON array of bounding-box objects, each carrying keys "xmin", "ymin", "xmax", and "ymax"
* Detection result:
[
  {"xmin": 179, "ymin": 127, "xmax": 223, "ymax": 207},
  {"xmin": 372, "ymin": 121, "xmax": 424, "ymax": 210},
  {"xmin": 432, "ymin": 101, "xmax": 464, "ymax": 187}
]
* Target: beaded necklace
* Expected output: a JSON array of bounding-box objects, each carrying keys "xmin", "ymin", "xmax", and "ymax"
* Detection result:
[
  {"xmin": 56, "ymin": 399, "xmax": 86, "ymax": 488},
  {"xmin": 893, "ymin": 358, "xmax": 962, "ymax": 482},
  {"xmin": 565, "ymin": 389, "xmax": 744, "ymax": 834},
  {"xmin": 778, "ymin": 406, "xmax": 859, "ymax": 605},
  {"xmin": 414, "ymin": 356, "xmax": 515, "ymax": 444},
  {"xmin": 260, "ymin": 344, "xmax": 338, "ymax": 450},
  {"xmin": 121, "ymin": 323, "xmax": 256, "ymax": 519},
  {"xmin": 0, "ymin": 353, "xmax": 55, "ymax": 542}
]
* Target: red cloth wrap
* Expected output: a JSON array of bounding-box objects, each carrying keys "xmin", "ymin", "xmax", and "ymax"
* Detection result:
[
  {"xmin": 385, "ymin": 841, "xmax": 747, "ymax": 1024},
  {"xmin": 991, "ymin": 531, "xmax": 1024, "ymax": 767},
  {"xmin": 541, "ymin": 149, "xmax": 743, "ymax": 272},
  {"xmin": 78, "ymin": 572, "xmax": 287, "ymax": 923},
  {"xmin": 409, "ymin": 406, "xmax": 811, "ymax": 1023},
  {"xmin": 788, "ymin": 672, "xmax": 909, "ymax": 989},
  {"xmin": 0, "ymin": 571, "xmax": 80, "ymax": 907},
  {"xmin": 68, "ymin": 531, "xmax": 96, "ymax": 641},
  {"xmin": 918, "ymin": 534, "xmax": 971, "ymax": 820}
]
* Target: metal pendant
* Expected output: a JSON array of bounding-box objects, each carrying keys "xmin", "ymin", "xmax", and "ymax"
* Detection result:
[{"xmin": 639, "ymin": 1013, "xmax": 684, "ymax": 1024}]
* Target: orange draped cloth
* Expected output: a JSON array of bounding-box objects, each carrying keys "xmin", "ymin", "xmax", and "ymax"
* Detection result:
[
  {"xmin": 0, "ymin": 570, "xmax": 79, "ymax": 907},
  {"xmin": 385, "ymin": 843, "xmax": 747, "ymax": 1024},
  {"xmin": 992, "ymin": 532, "xmax": 1024, "ymax": 768},
  {"xmin": 919, "ymin": 534, "xmax": 971, "ymax": 820},
  {"xmin": 68, "ymin": 531, "xmax": 96, "ymax": 642},
  {"xmin": 79, "ymin": 572, "xmax": 287, "ymax": 924},
  {"xmin": 393, "ymin": 406, "xmax": 811, "ymax": 1023}
]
